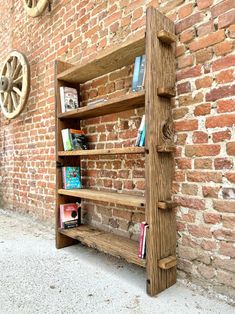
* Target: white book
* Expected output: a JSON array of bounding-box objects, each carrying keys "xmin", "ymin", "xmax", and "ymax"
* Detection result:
[
  {"xmin": 135, "ymin": 115, "xmax": 145, "ymax": 146},
  {"xmin": 60, "ymin": 86, "xmax": 79, "ymax": 113},
  {"xmin": 61, "ymin": 129, "xmax": 73, "ymax": 151}
]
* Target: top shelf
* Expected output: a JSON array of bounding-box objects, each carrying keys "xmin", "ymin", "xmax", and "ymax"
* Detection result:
[{"xmin": 57, "ymin": 33, "xmax": 145, "ymax": 84}]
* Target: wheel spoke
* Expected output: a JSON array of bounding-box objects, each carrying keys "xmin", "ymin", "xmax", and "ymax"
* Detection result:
[
  {"xmin": 7, "ymin": 93, "xmax": 13, "ymax": 113},
  {"xmin": 13, "ymin": 75, "xmax": 23, "ymax": 84},
  {"xmin": 13, "ymin": 62, "xmax": 22, "ymax": 80},
  {"xmin": 6, "ymin": 61, "xmax": 11, "ymax": 77},
  {"xmin": 11, "ymin": 92, "xmax": 18, "ymax": 109},
  {"xmin": 11, "ymin": 57, "xmax": 17, "ymax": 76},
  {"xmin": 3, "ymin": 93, "xmax": 9, "ymax": 108},
  {"xmin": 32, "ymin": 0, "xmax": 37, "ymax": 7},
  {"xmin": 13, "ymin": 86, "xmax": 22, "ymax": 97}
]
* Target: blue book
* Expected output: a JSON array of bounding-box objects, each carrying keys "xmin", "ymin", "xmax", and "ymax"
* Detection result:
[
  {"xmin": 132, "ymin": 56, "xmax": 142, "ymax": 92},
  {"xmin": 137, "ymin": 55, "xmax": 146, "ymax": 91},
  {"xmin": 139, "ymin": 125, "xmax": 146, "ymax": 147},
  {"xmin": 62, "ymin": 167, "xmax": 82, "ymax": 189}
]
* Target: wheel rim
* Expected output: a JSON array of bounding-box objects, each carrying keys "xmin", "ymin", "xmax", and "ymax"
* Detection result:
[
  {"xmin": 0, "ymin": 51, "xmax": 30, "ymax": 119},
  {"xmin": 24, "ymin": 0, "xmax": 49, "ymax": 17}
]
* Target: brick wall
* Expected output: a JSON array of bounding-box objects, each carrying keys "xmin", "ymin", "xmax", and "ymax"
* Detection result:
[{"xmin": 0, "ymin": 0, "xmax": 234, "ymax": 301}]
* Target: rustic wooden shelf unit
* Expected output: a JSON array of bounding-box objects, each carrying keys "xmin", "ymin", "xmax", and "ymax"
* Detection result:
[{"xmin": 55, "ymin": 7, "xmax": 176, "ymax": 296}]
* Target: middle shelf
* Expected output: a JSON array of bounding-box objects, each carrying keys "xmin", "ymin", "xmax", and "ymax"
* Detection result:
[{"xmin": 58, "ymin": 146, "xmax": 145, "ymax": 156}]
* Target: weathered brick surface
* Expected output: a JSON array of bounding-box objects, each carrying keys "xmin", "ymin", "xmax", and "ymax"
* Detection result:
[{"xmin": 0, "ymin": 0, "xmax": 234, "ymax": 300}]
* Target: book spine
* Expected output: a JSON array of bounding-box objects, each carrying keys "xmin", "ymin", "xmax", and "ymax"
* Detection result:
[
  {"xmin": 139, "ymin": 125, "xmax": 146, "ymax": 147},
  {"xmin": 135, "ymin": 115, "xmax": 145, "ymax": 146},
  {"xmin": 138, "ymin": 222, "xmax": 146, "ymax": 258},
  {"xmin": 62, "ymin": 167, "xmax": 66, "ymax": 189},
  {"xmin": 132, "ymin": 56, "xmax": 142, "ymax": 92},
  {"xmin": 60, "ymin": 87, "xmax": 65, "ymax": 113},
  {"xmin": 137, "ymin": 55, "xmax": 146, "ymax": 91},
  {"xmin": 60, "ymin": 204, "xmax": 64, "ymax": 228},
  {"xmin": 141, "ymin": 224, "xmax": 148, "ymax": 258}
]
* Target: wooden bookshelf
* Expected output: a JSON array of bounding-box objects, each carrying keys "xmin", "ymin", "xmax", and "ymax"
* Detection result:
[{"xmin": 55, "ymin": 7, "xmax": 176, "ymax": 296}]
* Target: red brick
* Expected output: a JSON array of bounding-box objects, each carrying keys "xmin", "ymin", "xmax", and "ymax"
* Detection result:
[
  {"xmin": 175, "ymin": 133, "xmax": 188, "ymax": 145},
  {"xmin": 176, "ymin": 158, "xmax": 192, "ymax": 169},
  {"xmin": 174, "ymin": 120, "xmax": 198, "ymax": 132},
  {"xmin": 197, "ymin": 21, "xmax": 214, "ymax": 37},
  {"xmin": 181, "ymin": 183, "xmax": 198, "ymax": 195},
  {"xmin": 178, "ymin": 55, "xmax": 194, "ymax": 69},
  {"xmin": 178, "ymin": 93, "xmax": 204, "ymax": 107},
  {"xmin": 185, "ymin": 145, "xmax": 220, "ymax": 157},
  {"xmin": 225, "ymin": 172, "xmax": 235, "ymax": 183},
  {"xmin": 177, "ymin": 65, "xmax": 202, "ymax": 81},
  {"xmin": 222, "ymin": 215, "xmax": 235, "ymax": 229},
  {"xmin": 180, "ymin": 29, "xmax": 195, "ymax": 43},
  {"xmin": 195, "ymin": 48, "xmax": 213, "ymax": 64},
  {"xmin": 176, "ymin": 12, "xmax": 202, "ymax": 34},
  {"xmin": 211, "ymin": 0, "xmax": 235, "ymax": 18},
  {"xmin": 212, "ymin": 130, "xmax": 231, "ymax": 143},
  {"xmin": 206, "ymin": 113, "xmax": 235, "ymax": 128},
  {"xmin": 197, "ymin": 0, "xmax": 213, "ymax": 10},
  {"xmin": 192, "ymin": 131, "xmax": 208, "ymax": 143},
  {"xmin": 213, "ymin": 200, "xmax": 235, "ymax": 213},
  {"xmin": 194, "ymin": 103, "xmax": 211, "ymax": 116},
  {"xmin": 219, "ymin": 242, "xmax": 235, "ymax": 257},
  {"xmin": 195, "ymin": 76, "xmax": 213, "ymax": 89},
  {"xmin": 189, "ymin": 30, "xmax": 225, "ymax": 52},
  {"xmin": 201, "ymin": 240, "xmax": 217, "ymax": 251},
  {"xmin": 176, "ymin": 45, "xmax": 186, "ymax": 57},
  {"xmin": 203, "ymin": 212, "xmax": 221, "ymax": 224},
  {"xmin": 194, "ymin": 158, "xmax": 213, "ymax": 169},
  {"xmin": 214, "ymin": 41, "xmax": 234, "ymax": 57},
  {"xmin": 177, "ymin": 82, "xmax": 191, "ymax": 95},
  {"xmin": 175, "ymin": 196, "xmax": 205, "ymax": 210},
  {"xmin": 202, "ymin": 186, "xmax": 220, "ymax": 198},
  {"xmin": 226, "ymin": 142, "xmax": 235, "ymax": 155},
  {"xmin": 214, "ymin": 158, "xmax": 233, "ymax": 169},
  {"xmin": 216, "ymin": 69, "xmax": 234, "ymax": 84},
  {"xmin": 173, "ymin": 107, "xmax": 188, "ymax": 120},
  {"xmin": 212, "ymin": 55, "xmax": 235, "ymax": 71},
  {"xmin": 178, "ymin": 3, "xmax": 193, "ymax": 19},
  {"xmin": 229, "ymin": 24, "xmax": 235, "ymax": 38},
  {"xmin": 188, "ymin": 225, "xmax": 212, "ymax": 238},
  {"xmin": 187, "ymin": 171, "xmax": 222, "ymax": 183},
  {"xmin": 217, "ymin": 99, "xmax": 235, "ymax": 113}
]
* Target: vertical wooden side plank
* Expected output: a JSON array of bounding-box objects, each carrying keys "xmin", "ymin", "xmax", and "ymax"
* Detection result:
[
  {"xmin": 55, "ymin": 60, "xmax": 80, "ymax": 249},
  {"xmin": 145, "ymin": 7, "xmax": 176, "ymax": 296}
]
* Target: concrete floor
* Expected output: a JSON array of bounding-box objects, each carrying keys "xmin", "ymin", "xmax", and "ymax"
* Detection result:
[{"xmin": 0, "ymin": 209, "xmax": 234, "ymax": 314}]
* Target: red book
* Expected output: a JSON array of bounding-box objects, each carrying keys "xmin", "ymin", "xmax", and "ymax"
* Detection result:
[{"xmin": 138, "ymin": 221, "xmax": 147, "ymax": 258}]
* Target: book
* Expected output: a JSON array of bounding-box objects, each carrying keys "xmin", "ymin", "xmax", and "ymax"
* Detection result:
[
  {"xmin": 60, "ymin": 86, "xmax": 79, "ymax": 113},
  {"xmin": 138, "ymin": 221, "xmax": 148, "ymax": 258},
  {"xmin": 61, "ymin": 129, "xmax": 88, "ymax": 151},
  {"xmin": 141, "ymin": 224, "xmax": 148, "ymax": 258},
  {"xmin": 60, "ymin": 203, "xmax": 81, "ymax": 229},
  {"xmin": 62, "ymin": 167, "xmax": 82, "ymax": 189},
  {"xmin": 137, "ymin": 55, "xmax": 146, "ymax": 91},
  {"xmin": 132, "ymin": 56, "xmax": 142, "ymax": 92},
  {"xmin": 139, "ymin": 125, "xmax": 146, "ymax": 147},
  {"xmin": 135, "ymin": 115, "xmax": 145, "ymax": 146}
]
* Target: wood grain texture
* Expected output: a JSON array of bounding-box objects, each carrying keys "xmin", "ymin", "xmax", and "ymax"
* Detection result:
[
  {"xmin": 58, "ymin": 91, "xmax": 145, "ymax": 120},
  {"xmin": 58, "ymin": 147, "xmax": 145, "ymax": 156},
  {"xmin": 57, "ymin": 33, "xmax": 145, "ymax": 83},
  {"xmin": 157, "ymin": 30, "xmax": 177, "ymax": 44},
  {"xmin": 59, "ymin": 225, "xmax": 146, "ymax": 267},
  {"xmin": 158, "ymin": 256, "xmax": 176, "ymax": 269},
  {"xmin": 58, "ymin": 188, "xmax": 145, "ymax": 208},
  {"xmin": 145, "ymin": 7, "xmax": 176, "ymax": 296},
  {"xmin": 157, "ymin": 87, "xmax": 175, "ymax": 98}
]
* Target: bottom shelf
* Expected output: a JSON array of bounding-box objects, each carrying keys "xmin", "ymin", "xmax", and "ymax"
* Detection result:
[{"xmin": 59, "ymin": 225, "xmax": 146, "ymax": 268}]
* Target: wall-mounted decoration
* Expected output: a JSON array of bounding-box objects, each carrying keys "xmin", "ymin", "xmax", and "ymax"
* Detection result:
[
  {"xmin": 0, "ymin": 51, "xmax": 30, "ymax": 119},
  {"xmin": 23, "ymin": 0, "xmax": 49, "ymax": 17}
]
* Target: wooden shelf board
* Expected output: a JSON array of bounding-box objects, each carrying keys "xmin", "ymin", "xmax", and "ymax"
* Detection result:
[
  {"xmin": 58, "ymin": 188, "xmax": 145, "ymax": 208},
  {"xmin": 58, "ymin": 147, "xmax": 145, "ymax": 156},
  {"xmin": 59, "ymin": 225, "xmax": 146, "ymax": 267},
  {"xmin": 57, "ymin": 33, "xmax": 145, "ymax": 83},
  {"xmin": 58, "ymin": 91, "xmax": 145, "ymax": 120}
]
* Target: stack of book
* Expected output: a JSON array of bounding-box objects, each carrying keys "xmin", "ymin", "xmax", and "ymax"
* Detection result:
[
  {"xmin": 132, "ymin": 55, "xmax": 146, "ymax": 92},
  {"xmin": 60, "ymin": 203, "xmax": 81, "ymax": 229},
  {"xmin": 135, "ymin": 115, "xmax": 145, "ymax": 147},
  {"xmin": 61, "ymin": 128, "xmax": 88, "ymax": 151}
]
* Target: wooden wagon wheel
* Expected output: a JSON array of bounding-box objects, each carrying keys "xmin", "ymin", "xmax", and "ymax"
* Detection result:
[
  {"xmin": 23, "ymin": 0, "xmax": 49, "ymax": 17},
  {"xmin": 0, "ymin": 51, "xmax": 30, "ymax": 119}
]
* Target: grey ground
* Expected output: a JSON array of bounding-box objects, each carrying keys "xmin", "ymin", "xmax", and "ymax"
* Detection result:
[{"xmin": 0, "ymin": 209, "xmax": 234, "ymax": 314}]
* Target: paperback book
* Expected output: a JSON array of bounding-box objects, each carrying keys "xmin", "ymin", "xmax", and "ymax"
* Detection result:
[
  {"xmin": 62, "ymin": 166, "xmax": 82, "ymax": 189},
  {"xmin": 60, "ymin": 86, "xmax": 79, "ymax": 113},
  {"xmin": 138, "ymin": 221, "xmax": 148, "ymax": 259},
  {"xmin": 60, "ymin": 203, "xmax": 81, "ymax": 229},
  {"xmin": 132, "ymin": 55, "xmax": 146, "ymax": 92},
  {"xmin": 62, "ymin": 128, "xmax": 88, "ymax": 151},
  {"xmin": 135, "ymin": 115, "xmax": 145, "ymax": 147}
]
